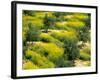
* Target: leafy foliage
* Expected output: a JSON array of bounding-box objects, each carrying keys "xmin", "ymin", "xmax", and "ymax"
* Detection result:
[
  {"xmin": 80, "ymin": 51, "xmax": 90, "ymax": 61},
  {"xmin": 22, "ymin": 10, "xmax": 91, "ymax": 69},
  {"xmin": 50, "ymin": 30, "xmax": 77, "ymax": 42},
  {"xmin": 39, "ymin": 33, "xmax": 64, "ymax": 47},
  {"xmin": 43, "ymin": 14, "xmax": 55, "ymax": 32},
  {"xmin": 29, "ymin": 42, "xmax": 64, "ymax": 63},
  {"xmin": 23, "ymin": 61, "xmax": 39, "ymax": 70},
  {"xmin": 63, "ymin": 39, "xmax": 80, "ymax": 64},
  {"xmin": 79, "ymin": 46, "xmax": 91, "ymax": 60},
  {"xmin": 25, "ymin": 49, "xmax": 55, "ymax": 68},
  {"xmin": 26, "ymin": 23, "xmax": 41, "ymax": 41}
]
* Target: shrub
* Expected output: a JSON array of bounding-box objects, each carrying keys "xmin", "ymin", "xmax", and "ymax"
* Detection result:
[
  {"xmin": 64, "ymin": 13, "xmax": 89, "ymax": 22},
  {"xmin": 55, "ymin": 57, "xmax": 74, "ymax": 67},
  {"xmin": 23, "ymin": 15, "xmax": 44, "ymax": 29},
  {"xmin": 30, "ymin": 42, "xmax": 64, "ymax": 63},
  {"xmin": 23, "ymin": 10, "xmax": 35, "ymax": 16},
  {"xmin": 50, "ymin": 31, "xmax": 77, "ymax": 42},
  {"xmin": 79, "ymin": 47, "xmax": 91, "ymax": 61},
  {"xmin": 25, "ymin": 49, "xmax": 55, "ymax": 68},
  {"xmin": 79, "ymin": 51, "xmax": 90, "ymax": 60},
  {"xmin": 63, "ymin": 39, "xmax": 80, "ymax": 63},
  {"xmin": 73, "ymin": 13, "xmax": 89, "ymax": 21},
  {"xmin": 39, "ymin": 33, "xmax": 64, "ymax": 47},
  {"xmin": 78, "ymin": 27, "xmax": 90, "ymax": 42},
  {"xmin": 31, "ymin": 18, "xmax": 44, "ymax": 29},
  {"xmin": 26, "ymin": 23, "xmax": 41, "ymax": 41},
  {"xmin": 64, "ymin": 15, "xmax": 79, "ymax": 21},
  {"xmin": 43, "ymin": 14, "xmax": 55, "ymax": 32},
  {"xmin": 23, "ymin": 60, "xmax": 39, "ymax": 70},
  {"xmin": 22, "ymin": 16, "xmax": 29, "ymax": 44},
  {"xmin": 66, "ymin": 21, "xmax": 85, "ymax": 29},
  {"xmin": 82, "ymin": 46, "xmax": 91, "ymax": 54},
  {"xmin": 34, "ymin": 12, "xmax": 46, "ymax": 18},
  {"xmin": 22, "ymin": 15, "xmax": 43, "ymax": 44},
  {"xmin": 39, "ymin": 33, "xmax": 53, "ymax": 42},
  {"xmin": 44, "ymin": 43, "xmax": 64, "ymax": 62},
  {"xmin": 55, "ymin": 22, "xmax": 69, "ymax": 30},
  {"xmin": 28, "ymin": 42, "xmax": 46, "ymax": 54},
  {"xmin": 50, "ymin": 31, "xmax": 79, "ymax": 64},
  {"xmin": 64, "ymin": 61, "xmax": 74, "ymax": 67}
]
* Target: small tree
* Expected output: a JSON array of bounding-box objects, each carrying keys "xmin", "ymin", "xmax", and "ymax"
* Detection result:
[
  {"xmin": 77, "ymin": 14, "xmax": 91, "ymax": 43},
  {"xmin": 63, "ymin": 39, "xmax": 79, "ymax": 66},
  {"xmin": 78, "ymin": 27, "xmax": 90, "ymax": 43},
  {"xmin": 23, "ymin": 10, "xmax": 35, "ymax": 16},
  {"xmin": 43, "ymin": 14, "xmax": 55, "ymax": 33},
  {"xmin": 26, "ymin": 23, "xmax": 41, "ymax": 41},
  {"xmin": 53, "ymin": 12, "xmax": 67, "ymax": 22}
]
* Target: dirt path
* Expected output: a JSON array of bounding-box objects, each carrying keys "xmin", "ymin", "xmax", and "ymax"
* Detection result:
[{"xmin": 75, "ymin": 60, "xmax": 90, "ymax": 67}]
